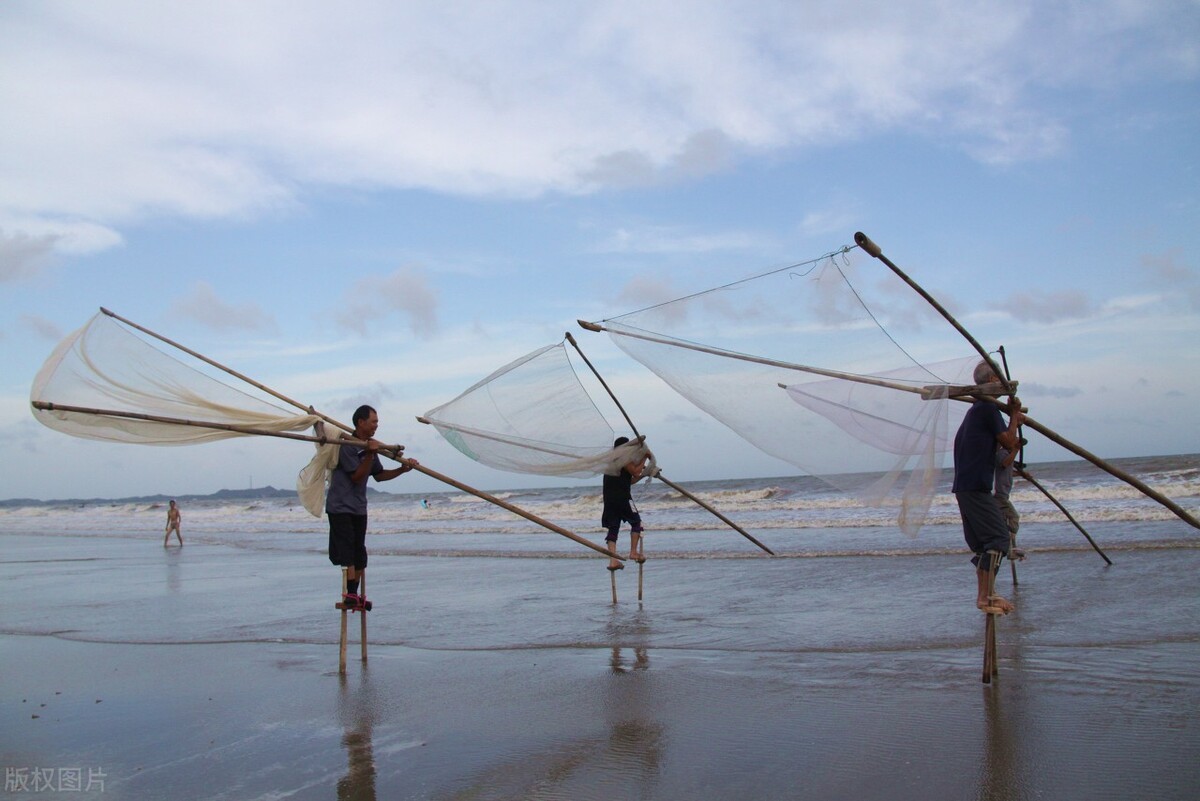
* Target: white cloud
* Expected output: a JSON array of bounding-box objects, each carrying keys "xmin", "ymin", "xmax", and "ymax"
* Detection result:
[
  {"xmin": 2, "ymin": 0, "xmax": 1196, "ymax": 253},
  {"xmin": 993, "ymin": 290, "xmax": 1097, "ymax": 324},
  {"xmin": 336, "ymin": 267, "xmax": 439, "ymax": 339},
  {"xmin": 172, "ymin": 281, "xmax": 278, "ymax": 332},
  {"xmin": 0, "ymin": 229, "xmax": 57, "ymax": 282},
  {"xmin": 20, "ymin": 314, "xmax": 62, "ymax": 341},
  {"xmin": 597, "ymin": 224, "xmax": 768, "ymax": 255}
]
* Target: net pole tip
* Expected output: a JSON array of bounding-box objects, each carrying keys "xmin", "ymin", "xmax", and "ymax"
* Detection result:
[
  {"xmin": 854, "ymin": 232, "xmax": 882, "ymax": 258},
  {"xmin": 577, "ymin": 319, "xmax": 602, "ymax": 332}
]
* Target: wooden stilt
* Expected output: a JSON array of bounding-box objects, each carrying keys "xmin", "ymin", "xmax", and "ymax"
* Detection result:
[
  {"xmin": 637, "ymin": 560, "xmax": 644, "ymax": 601},
  {"xmin": 983, "ymin": 551, "xmax": 1000, "ymax": 684},
  {"xmin": 1009, "ymin": 534, "xmax": 1019, "ymax": 586},
  {"xmin": 338, "ymin": 568, "xmax": 348, "ymax": 675},
  {"xmin": 610, "ymin": 569, "xmax": 618, "ymax": 604},
  {"xmin": 359, "ymin": 572, "xmax": 368, "ymax": 664}
]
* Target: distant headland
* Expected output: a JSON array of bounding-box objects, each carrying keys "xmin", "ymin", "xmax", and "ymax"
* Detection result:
[{"xmin": 0, "ymin": 485, "xmax": 398, "ymax": 508}]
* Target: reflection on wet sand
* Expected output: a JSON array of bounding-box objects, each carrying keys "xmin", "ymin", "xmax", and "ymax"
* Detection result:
[
  {"xmin": 434, "ymin": 646, "xmax": 664, "ymax": 801},
  {"xmin": 338, "ymin": 668, "xmax": 378, "ymax": 801},
  {"xmin": 977, "ymin": 590, "xmax": 1027, "ymax": 801}
]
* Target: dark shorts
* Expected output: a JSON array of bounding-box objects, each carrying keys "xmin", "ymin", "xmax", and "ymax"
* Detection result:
[
  {"xmin": 955, "ymin": 492, "xmax": 1008, "ymax": 571},
  {"xmin": 604, "ymin": 512, "xmax": 643, "ymax": 543},
  {"xmin": 328, "ymin": 513, "xmax": 368, "ymax": 570}
]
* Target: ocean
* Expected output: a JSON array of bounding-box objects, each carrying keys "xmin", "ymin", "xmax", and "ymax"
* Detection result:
[
  {"xmin": 0, "ymin": 453, "xmax": 1196, "ymax": 648},
  {"xmin": 2, "ymin": 453, "xmax": 1198, "ymax": 800}
]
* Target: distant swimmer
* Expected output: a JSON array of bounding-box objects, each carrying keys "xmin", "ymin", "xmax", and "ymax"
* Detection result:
[
  {"xmin": 420, "ymin": 498, "xmax": 429, "ymax": 509},
  {"xmin": 163, "ymin": 499, "xmax": 183, "ymax": 547}
]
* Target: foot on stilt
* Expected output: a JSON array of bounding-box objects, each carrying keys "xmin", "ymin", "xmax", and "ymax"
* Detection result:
[
  {"xmin": 1010, "ymin": 548, "xmax": 1027, "ymax": 561},
  {"xmin": 607, "ymin": 563, "xmax": 625, "ymax": 571},
  {"xmin": 978, "ymin": 595, "xmax": 1015, "ymax": 614}
]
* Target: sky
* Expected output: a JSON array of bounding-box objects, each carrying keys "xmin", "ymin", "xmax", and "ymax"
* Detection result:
[{"xmin": 2, "ymin": 0, "xmax": 1198, "ymax": 502}]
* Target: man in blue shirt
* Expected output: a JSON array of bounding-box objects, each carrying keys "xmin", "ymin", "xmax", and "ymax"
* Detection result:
[
  {"xmin": 952, "ymin": 361, "xmax": 1024, "ymax": 614},
  {"xmin": 327, "ymin": 405, "xmax": 417, "ymax": 608}
]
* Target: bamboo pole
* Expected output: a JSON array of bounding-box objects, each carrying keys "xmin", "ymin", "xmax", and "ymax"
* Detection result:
[
  {"xmin": 853, "ymin": 235, "xmax": 1011, "ymax": 396},
  {"xmin": 983, "ymin": 550, "xmax": 1000, "ymax": 684},
  {"xmin": 611, "ymin": 569, "xmax": 618, "ymax": 604},
  {"xmin": 565, "ymin": 332, "xmax": 641, "ymax": 434},
  {"xmin": 999, "ymin": 345, "xmax": 1021, "ymax": 585},
  {"xmin": 654, "ymin": 474, "xmax": 775, "ymax": 555},
  {"xmin": 566, "ymin": 329, "xmax": 774, "ymax": 555},
  {"xmin": 852, "ymin": 234, "xmax": 1200, "ymax": 532},
  {"xmin": 359, "ymin": 573, "xmax": 368, "ymax": 664},
  {"xmin": 416, "ymin": 417, "xmax": 585, "ymax": 460},
  {"xmin": 101, "ymin": 307, "xmax": 353, "ymax": 435},
  {"xmin": 31, "ymin": 401, "xmax": 393, "ymax": 451},
  {"xmin": 404, "ymin": 458, "xmax": 619, "ymax": 560},
  {"xmin": 1017, "ymin": 467, "xmax": 1112, "ymax": 565},
  {"xmin": 72, "ymin": 311, "xmax": 621, "ymax": 561},
  {"xmin": 580, "ymin": 319, "xmax": 947, "ymax": 396},
  {"xmin": 638, "ymin": 560, "xmax": 644, "ymax": 601},
  {"xmin": 339, "ymin": 568, "xmax": 348, "ymax": 675}
]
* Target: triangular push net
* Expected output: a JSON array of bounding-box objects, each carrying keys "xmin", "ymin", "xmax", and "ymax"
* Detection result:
[
  {"xmin": 592, "ymin": 245, "xmax": 981, "ymax": 535},
  {"xmin": 422, "ymin": 341, "xmax": 648, "ymax": 478},
  {"xmin": 31, "ymin": 311, "xmax": 320, "ymax": 445}
]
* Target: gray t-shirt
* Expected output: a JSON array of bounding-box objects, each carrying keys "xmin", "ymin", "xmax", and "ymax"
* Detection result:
[
  {"xmin": 325, "ymin": 445, "xmax": 382, "ymax": 515},
  {"xmin": 993, "ymin": 447, "xmax": 1014, "ymax": 500}
]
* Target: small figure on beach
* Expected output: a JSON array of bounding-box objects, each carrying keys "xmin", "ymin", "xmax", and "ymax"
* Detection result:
[
  {"xmin": 953, "ymin": 360, "xmax": 1024, "ymax": 614},
  {"xmin": 163, "ymin": 499, "xmax": 182, "ymax": 547},
  {"xmin": 994, "ymin": 445, "xmax": 1025, "ymax": 561},
  {"xmin": 602, "ymin": 436, "xmax": 649, "ymax": 571},
  {"xmin": 327, "ymin": 405, "xmax": 418, "ymax": 609}
]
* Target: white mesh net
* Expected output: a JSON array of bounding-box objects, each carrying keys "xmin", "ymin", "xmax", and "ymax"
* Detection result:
[
  {"xmin": 422, "ymin": 342, "xmax": 650, "ymax": 478},
  {"xmin": 595, "ymin": 245, "xmax": 980, "ymax": 535},
  {"xmin": 31, "ymin": 312, "xmax": 320, "ymax": 445}
]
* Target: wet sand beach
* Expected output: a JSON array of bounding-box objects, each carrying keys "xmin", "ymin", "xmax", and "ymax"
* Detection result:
[{"xmin": 2, "ymin": 527, "xmax": 1198, "ymax": 800}]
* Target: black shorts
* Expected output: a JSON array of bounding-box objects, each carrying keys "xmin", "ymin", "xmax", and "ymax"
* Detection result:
[
  {"xmin": 328, "ymin": 513, "xmax": 368, "ymax": 570},
  {"xmin": 604, "ymin": 512, "xmax": 643, "ymax": 543},
  {"xmin": 955, "ymin": 492, "xmax": 1008, "ymax": 571}
]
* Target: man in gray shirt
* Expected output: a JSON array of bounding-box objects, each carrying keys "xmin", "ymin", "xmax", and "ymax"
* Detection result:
[{"xmin": 327, "ymin": 405, "xmax": 417, "ymax": 608}]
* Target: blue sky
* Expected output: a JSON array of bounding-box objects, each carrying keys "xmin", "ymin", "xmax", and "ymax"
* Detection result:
[{"xmin": 2, "ymin": 1, "xmax": 1198, "ymax": 501}]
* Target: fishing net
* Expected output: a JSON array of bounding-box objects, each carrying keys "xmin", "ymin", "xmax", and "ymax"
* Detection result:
[
  {"xmin": 421, "ymin": 341, "xmax": 650, "ymax": 478},
  {"xmin": 31, "ymin": 311, "xmax": 320, "ymax": 445},
  {"xmin": 594, "ymin": 245, "xmax": 980, "ymax": 535}
]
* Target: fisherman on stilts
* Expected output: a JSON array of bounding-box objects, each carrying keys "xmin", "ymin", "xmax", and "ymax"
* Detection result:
[
  {"xmin": 327, "ymin": 405, "xmax": 418, "ymax": 609},
  {"xmin": 602, "ymin": 436, "xmax": 649, "ymax": 571},
  {"xmin": 952, "ymin": 361, "xmax": 1025, "ymax": 614}
]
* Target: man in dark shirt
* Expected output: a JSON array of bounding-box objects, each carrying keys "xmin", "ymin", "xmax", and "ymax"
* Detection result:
[
  {"xmin": 327, "ymin": 405, "xmax": 417, "ymax": 608},
  {"xmin": 602, "ymin": 436, "xmax": 648, "ymax": 571},
  {"xmin": 952, "ymin": 361, "xmax": 1024, "ymax": 613}
]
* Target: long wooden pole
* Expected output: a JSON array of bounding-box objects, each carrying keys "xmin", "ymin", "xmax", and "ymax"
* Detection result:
[
  {"xmin": 998, "ymin": 345, "xmax": 1021, "ymax": 584},
  {"xmin": 853, "ymin": 234, "xmax": 1011, "ymax": 396},
  {"xmin": 31, "ymin": 401, "xmax": 384, "ymax": 450},
  {"xmin": 852, "ymin": 234, "xmax": 1200, "ymax": 532},
  {"xmin": 565, "ymin": 332, "xmax": 642, "ymax": 435},
  {"xmin": 405, "ymin": 458, "xmax": 617, "ymax": 559},
  {"xmin": 1016, "ymin": 467, "xmax": 1113, "ymax": 565},
  {"xmin": 101, "ymin": 307, "xmax": 352, "ymax": 435},
  {"xmin": 579, "ymin": 319, "xmax": 952, "ymax": 396},
  {"xmin": 566, "ymin": 330, "xmax": 774, "ymax": 555},
  {"xmin": 42, "ymin": 409, "xmax": 612, "ymax": 559},
  {"xmin": 654, "ymin": 474, "xmax": 775, "ymax": 555},
  {"xmin": 56, "ymin": 312, "xmax": 622, "ymax": 562}
]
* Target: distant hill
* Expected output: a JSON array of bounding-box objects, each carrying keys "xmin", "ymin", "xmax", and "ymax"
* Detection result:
[{"xmin": 0, "ymin": 485, "xmax": 402, "ymax": 508}]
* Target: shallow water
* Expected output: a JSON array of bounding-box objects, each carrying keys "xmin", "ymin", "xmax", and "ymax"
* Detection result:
[{"xmin": 2, "ymin": 454, "xmax": 1198, "ymax": 799}]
